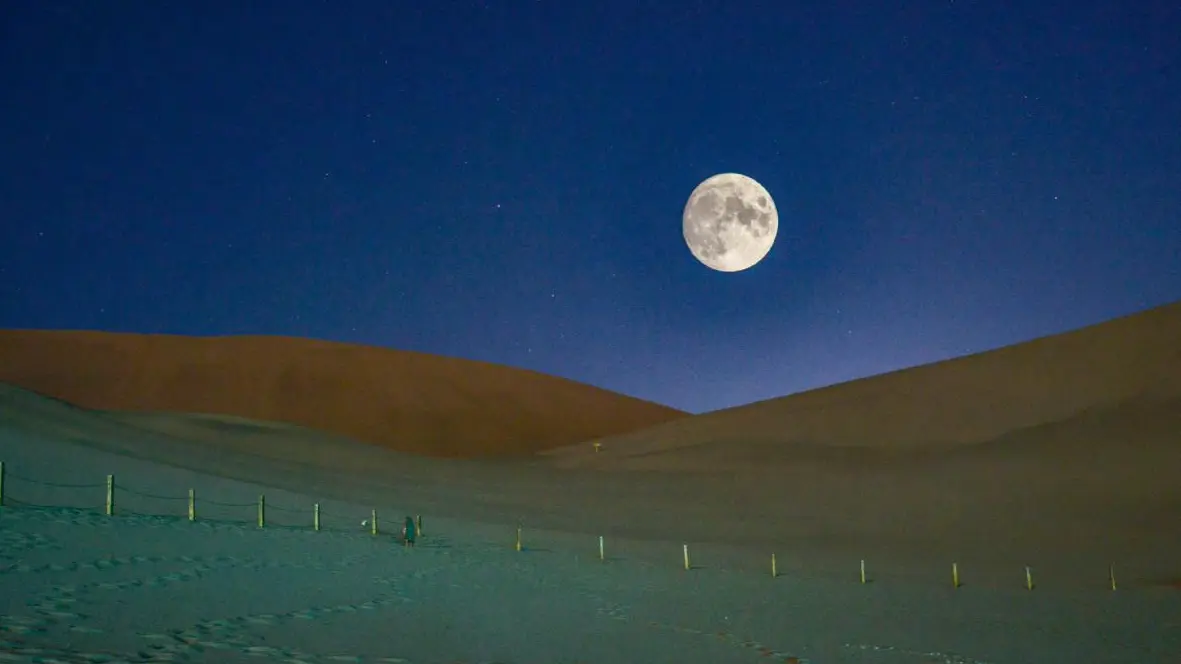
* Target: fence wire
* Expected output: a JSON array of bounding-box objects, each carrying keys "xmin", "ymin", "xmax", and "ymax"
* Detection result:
[
  {"xmin": 266, "ymin": 502, "xmax": 305, "ymax": 513},
  {"xmin": 119, "ymin": 508, "xmax": 187, "ymax": 519},
  {"xmin": 117, "ymin": 485, "xmax": 188, "ymax": 501},
  {"xmin": 202, "ymin": 498, "xmax": 259, "ymax": 509},
  {"xmin": 0, "ymin": 462, "xmax": 395, "ymax": 535},
  {"xmin": 0, "ymin": 462, "xmax": 1139, "ymax": 596},
  {"xmin": 3, "ymin": 470, "xmax": 106, "ymax": 490},
  {"xmin": 3, "ymin": 493, "xmax": 104, "ymax": 513}
]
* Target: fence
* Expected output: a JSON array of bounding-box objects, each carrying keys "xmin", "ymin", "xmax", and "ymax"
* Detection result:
[
  {"xmin": 0, "ymin": 460, "xmax": 423, "ymax": 539},
  {"xmin": 0, "ymin": 460, "xmax": 1129, "ymax": 593}
]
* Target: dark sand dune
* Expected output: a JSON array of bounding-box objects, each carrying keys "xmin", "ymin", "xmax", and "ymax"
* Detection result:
[
  {"xmin": 547, "ymin": 300, "xmax": 1181, "ymax": 465},
  {"xmin": 0, "ymin": 330, "xmax": 685, "ymax": 457},
  {"xmin": 1, "ymin": 303, "xmax": 1179, "ymax": 596},
  {"xmin": 3, "ymin": 308, "xmax": 1180, "ymax": 662},
  {"xmin": 534, "ymin": 302, "xmax": 1181, "ymax": 584}
]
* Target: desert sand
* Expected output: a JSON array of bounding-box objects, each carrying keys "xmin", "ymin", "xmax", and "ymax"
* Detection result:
[
  {"xmin": 2, "ymin": 302, "xmax": 1181, "ymax": 661},
  {"xmin": 2, "ymin": 398, "xmax": 1178, "ymax": 663},
  {"xmin": 0, "ymin": 330, "xmax": 685, "ymax": 457},
  {"xmin": 541, "ymin": 301, "xmax": 1181, "ymax": 579}
]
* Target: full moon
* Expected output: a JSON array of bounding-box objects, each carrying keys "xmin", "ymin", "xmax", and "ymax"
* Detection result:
[{"xmin": 682, "ymin": 173, "xmax": 778, "ymax": 272}]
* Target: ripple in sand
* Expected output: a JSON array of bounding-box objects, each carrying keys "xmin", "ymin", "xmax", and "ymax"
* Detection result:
[{"xmin": 0, "ymin": 531, "xmax": 60, "ymax": 554}]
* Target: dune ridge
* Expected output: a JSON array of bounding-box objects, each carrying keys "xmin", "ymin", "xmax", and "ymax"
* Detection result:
[
  {"xmin": 0, "ymin": 329, "xmax": 685, "ymax": 457},
  {"xmin": 1, "ymin": 379, "xmax": 1179, "ymax": 663},
  {"xmin": 1, "ymin": 304, "xmax": 1179, "ymax": 597},
  {"xmin": 547, "ymin": 300, "xmax": 1181, "ymax": 467}
]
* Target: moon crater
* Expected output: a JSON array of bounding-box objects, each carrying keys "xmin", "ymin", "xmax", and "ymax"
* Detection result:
[{"xmin": 682, "ymin": 173, "xmax": 778, "ymax": 272}]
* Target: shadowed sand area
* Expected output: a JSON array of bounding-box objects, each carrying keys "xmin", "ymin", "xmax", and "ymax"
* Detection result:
[
  {"xmin": 2, "ymin": 422, "xmax": 1179, "ymax": 663},
  {"xmin": 2, "ymin": 302, "xmax": 1181, "ymax": 661}
]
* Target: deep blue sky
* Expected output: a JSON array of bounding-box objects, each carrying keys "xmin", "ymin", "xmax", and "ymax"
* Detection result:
[{"xmin": 2, "ymin": 1, "xmax": 1179, "ymax": 413}]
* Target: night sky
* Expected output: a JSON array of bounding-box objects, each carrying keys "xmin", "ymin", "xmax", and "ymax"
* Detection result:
[{"xmin": 2, "ymin": 2, "xmax": 1179, "ymax": 413}]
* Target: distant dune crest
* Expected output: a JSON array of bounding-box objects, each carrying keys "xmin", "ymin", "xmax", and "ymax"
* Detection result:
[
  {"xmin": 2, "ymin": 302, "xmax": 1180, "ymax": 464},
  {"xmin": 2, "ymin": 304, "xmax": 1179, "ymax": 585},
  {"xmin": 546, "ymin": 301, "xmax": 1181, "ymax": 470},
  {"xmin": 0, "ymin": 330, "xmax": 685, "ymax": 457}
]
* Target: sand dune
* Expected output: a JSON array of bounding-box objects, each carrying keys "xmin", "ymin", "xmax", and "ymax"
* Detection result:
[
  {"xmin": 525, "ymin": 303, "xmax": 1181, "ymax": 585},
  {"xmin": 3, "ymin": 304, "xmax": 1179, "ymax": 587},
  {"xmin": 546, "ymin": 300, "xmax": 1181, "ymax": 466},
  {"xmin": 2, "ymin": 391, "xmax": 1178, "ymax": 663},
  {"xmin": 0, "ymin": 329, "xmax": 685, "ymax": 457},
  {"xmin": 1, "ymin": 303, "xmax": 1179, "ymax": 659}
]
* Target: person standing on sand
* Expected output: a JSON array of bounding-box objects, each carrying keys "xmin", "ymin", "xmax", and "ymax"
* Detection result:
[{"xmin": 402, "ymin": 515, "xmax": 417, "ymax": 547}]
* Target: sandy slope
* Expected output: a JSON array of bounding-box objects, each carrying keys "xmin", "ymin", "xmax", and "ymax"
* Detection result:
[
  {"xmin": 2, "ymin": 408, "xmax": 1178, "ymax": 663},
  {"xmin": 1, "ymin": 304, "xmax": 1180, "ymax": 660},
  {"xmin": 3, "ymin": 303, "xmax": 1180, "ymax": 589},
  {"xmin": 0, "ymin": 330, "xmax": 685, "ymax": 457},
  {"xmin": 2, "ymin": 376, "xmax": 1178, "ymax": 593},
  {"xmin": 546, "ymin": 300, "xmax": 1181, "ymax": 464},
  {"xmin": 530, "ymin": 302, "xmax": 1181, "ymax": 587}
]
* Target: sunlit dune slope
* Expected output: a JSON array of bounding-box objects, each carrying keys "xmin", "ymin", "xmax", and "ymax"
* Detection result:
[
  {"xmin": 0, "ymin": 330, "xmax": 685, "ymax": 457},
  {"xmin": 547, "ymin": 301, "xmax": 1181, "ymax": 469}
]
